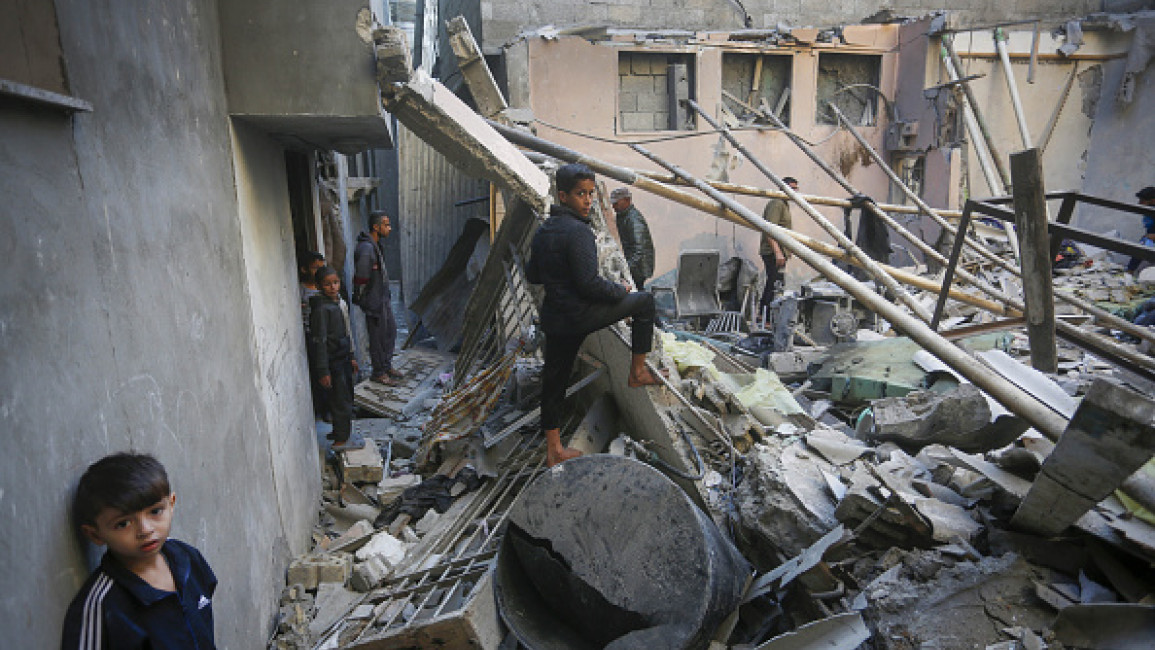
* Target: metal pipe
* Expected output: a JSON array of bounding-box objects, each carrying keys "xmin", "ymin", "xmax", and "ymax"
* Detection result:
[
  {"xmin": 995, "ymin": 28, "xmax": 1033, "ymax": 149},
  {"xmin": 940, "ymin": 44, "xmax": 1005, "ymax": 196},
  {"xmin": 686, "ymin": 99, "xmax": 933, "ymax": 322},
  {"xmin": 943, "ymin": 36, "xmax": 1012, "ymax": 190},
  {"xmin": 483, "ymin": 120, "xmax": 1070, "ymax": 438},
  {"xmin": 628, "ymin": 144, "xmax": 1069, "ymax": 440}
]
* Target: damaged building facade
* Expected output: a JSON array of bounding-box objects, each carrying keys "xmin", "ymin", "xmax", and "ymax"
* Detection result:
[{"xmin": 6, "ymin": 1, "xmax": 1155, "ymax": 649}]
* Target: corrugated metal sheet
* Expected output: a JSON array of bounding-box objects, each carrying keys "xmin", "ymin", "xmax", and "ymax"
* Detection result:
[{"xmin": 396, "ymin": 122, "xmax": 490, "ymax": 310}]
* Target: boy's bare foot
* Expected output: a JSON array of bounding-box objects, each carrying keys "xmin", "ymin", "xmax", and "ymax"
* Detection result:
[
  {"xmin": 547, "ymin": 445, "xmax": 582, "ymax": 467},
  {"xmin": 371, "ymin": 374, "xmax": 397, "ymax": 386},
  {"xmin": 628, "ymin": 366, "xmax": 667, "ymax": 387}
]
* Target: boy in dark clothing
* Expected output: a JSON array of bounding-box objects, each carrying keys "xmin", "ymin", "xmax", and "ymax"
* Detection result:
[
  {"xmin": 62, "ymin": 452, "xmax": 217, "ymax": 650},
  {"xmin": 525, "ymin": 164, "xmax": 663, "ymax": 467},
  {"xmin": 309, "ymin": 266, "xmax": 362, "ymax": 451}
]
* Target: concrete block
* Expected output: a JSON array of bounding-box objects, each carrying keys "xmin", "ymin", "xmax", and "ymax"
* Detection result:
[
  {"xmin": 620, "ymin": 74, "xmax": 655, "ymax": 94},
  {"xmin": 628, "ymin": 52, "xmax": 652, "ymax": 75},
  {"xmin": 636, "ymin": 91, "xmax": 666, "ymax": 113},
  {"xmin": 621, "ymin": 112, "xmax": 654, "ymax": 132},
  {"xmin": 654, "ymin": 111, "xmax": 672, "ymax": 131},
  {"xmin": 618, "ymin": 55, "xmax": 631, "ymax": 76},
  {"xmin": 286, "ymin": 552, "xmax": 352, "ymax": 590},
  {"xmin": 341, "ymin": 437, "xmax": 383, "ymax": 483},
  {"xmin": 618, "ymin": 91, "xmax": 637, "ymax": 112},
  {"xmin": 415, "ymin": 509, "xmax": 441, "ymax": 536}
]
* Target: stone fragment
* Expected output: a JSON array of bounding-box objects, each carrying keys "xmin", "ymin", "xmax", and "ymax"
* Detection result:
[
  {"xmin": 414, "ymin": 508, "xmax": 440, "ymax": 536},
  {"xmin": 374, "ymin": 26, "xmax": 412, "ymax": 84},
  {"xmin": 286, "ymin": 553, "xmax": 352, "ymax": 590}
]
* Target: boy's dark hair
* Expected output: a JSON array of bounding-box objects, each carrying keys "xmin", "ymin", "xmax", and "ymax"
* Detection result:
[
  {"xmin": 782, "ymin": 176, "xmax": 798, "ymax": 186},
  {"xmin": 314, "ymin": 265, "xmax": 339, "ymax": 286},
  {"xmin": 299, "ymin": 251, "xmax": 325, "ymax": 268},
  {"xmin": 73, "ymin": 453, "xmax": 171, "ymax": 528},
  {"xmin": 369, "ymin": 211, "xmax": 389, "ymax": 229},
  {"xmin": 556, "ymin": 163, "xmax": 596, "ymax": 194}
]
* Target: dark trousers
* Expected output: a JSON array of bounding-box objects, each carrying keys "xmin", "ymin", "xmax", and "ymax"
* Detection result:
[
  {"xmin": 760, "ymin": 253, "xmax": 782, "ymax": 309},
  {"xmin": 540, "ymin": 292, "xmax": 655, "ymax": 431},
  {"xmin": 367, "ymin": 307, "xmax": 397, "ymax": 376},
  {"xmin": 629, "ymin": 266, "xmax": 649, "ymax": 292},
  {"xmin": 326, "ymin": 358, "xmax": 355, "ymax": 443}
]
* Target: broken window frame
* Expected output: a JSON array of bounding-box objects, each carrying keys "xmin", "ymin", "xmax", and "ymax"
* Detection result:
[
  {"xmin": 815, "ymin": 52, "xmax": 883, "ymax": 126},
  {"xmin": 720, "ymin": 51, "xmax": 792, "ymax": 126},
  {"xmin": 617, "ymin": 50, "xmax": 697, "ymax": 134}
]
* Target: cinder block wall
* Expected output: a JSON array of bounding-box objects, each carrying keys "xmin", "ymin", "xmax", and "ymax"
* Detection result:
[{"xmin": 475, "ymin": 0, "xmax": 1112, "ymax": 52}]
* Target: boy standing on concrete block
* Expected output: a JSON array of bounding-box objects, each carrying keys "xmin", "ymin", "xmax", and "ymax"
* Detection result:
[
  {"xmin": 61, "ymin": 452, "xmax": 217, "ymax": 649},
  {"xmin": 526, "ymin": 163, "xmax": 663, "ymax": 467}
]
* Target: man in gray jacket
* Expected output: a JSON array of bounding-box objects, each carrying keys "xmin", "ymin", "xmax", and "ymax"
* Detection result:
[
  {"xmin": 354, "ymin": 211, "xmax": 401, "ymax": 385},
  {"xmin": 611, "ymin": 187, "xmax": 656, "ymax": 291}
]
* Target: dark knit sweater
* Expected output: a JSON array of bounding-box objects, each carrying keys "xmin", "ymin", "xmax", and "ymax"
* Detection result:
[{"xmin": 525, "ymin": 204, "xmax": 628, "ymax": 335}]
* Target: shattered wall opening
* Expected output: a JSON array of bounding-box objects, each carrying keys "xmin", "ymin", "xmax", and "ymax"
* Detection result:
[
  {"xmin": 816, "ymin": 53, "xmax": 881, "ymax": 126},
  {"xmin": 721, "ymin": 52, "xmax": 792, "ymax": 125},
  {"xmin": 618, "ymin": 51, "xmax": 696, "ymax": 132}
]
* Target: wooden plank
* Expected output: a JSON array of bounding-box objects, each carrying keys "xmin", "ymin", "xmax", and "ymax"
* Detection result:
[
  {"xmin": 1010, "ymin": 148, "xmax": 1057, "ymax": 373},
  {"xmin": 1011, "ymin": 378, "xmax": 1155, "ymax": 536}
]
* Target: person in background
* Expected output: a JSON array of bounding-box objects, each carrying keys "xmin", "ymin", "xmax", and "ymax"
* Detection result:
[
  {"xmin": 759, "ymin": 176, "xmax": 797, "ymax": 315},
  {"xmin": 610, "ymin": 187, "xmax": 656, "ymax": 291},
  {"xmin": 354, "ymin": 212, "xmax": 402, "ymax": 386},
  {"xmin": 310, "ymin": 266, "xmax": 362, "ymax": 451},
  {"xmin": 1127, "ymin": 186, "xmax": 1155, "ymax": 274}
]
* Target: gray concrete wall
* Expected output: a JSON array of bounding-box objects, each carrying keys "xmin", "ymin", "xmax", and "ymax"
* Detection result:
[
  {"xmin": 0, "ymin": 1, "xmax": 319, "ymax": 648},
  {"xmin": 1077, "ymin": 56, "xmax": 1155, "ymax": 239},
  {"xmin": 475, "ymin": 0, "xmax": 1116, "ymax": 52}
]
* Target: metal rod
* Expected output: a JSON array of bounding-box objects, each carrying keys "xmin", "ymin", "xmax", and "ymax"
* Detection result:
[
  {"xmin": 931, "ymin": 204, "xmax": 974, "ymax": 330},
  {"xmin": 686, "ymin": 99, "xmax": 933, "ymax": 322}
]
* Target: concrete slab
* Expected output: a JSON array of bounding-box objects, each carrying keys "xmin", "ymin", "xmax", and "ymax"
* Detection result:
[
  {"xmin": 1012, "ymin": 378, "xmax": 1155, "ymax": 536},
  {"xmin": 341, "ymin": 438, "xmax": 384, "ymax": 484}
]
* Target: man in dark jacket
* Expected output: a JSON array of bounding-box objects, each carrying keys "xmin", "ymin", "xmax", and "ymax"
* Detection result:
[
  {"xmin": 526, "ymin": 164, "xmax": 663, "ymax": 466},
  {"xmin": 760, "ymin": 176, "xmax": 797, "ymax": 312},
  {"xmin": 354, "ymin": 211, "xmax": 401, "ymax": 385},
  {"xmin": 611, "ymin": 187, "xmax": 656, "ymax": 290}
]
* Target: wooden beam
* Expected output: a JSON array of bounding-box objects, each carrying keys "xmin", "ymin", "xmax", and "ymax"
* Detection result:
[{"xmin": 1010, "ymin": 148, "xmax": 1057, "ymax": 373}]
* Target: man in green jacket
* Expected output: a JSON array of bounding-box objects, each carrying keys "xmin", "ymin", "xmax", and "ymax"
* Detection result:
[{"xmin": 611, "ymin": 187, "xmax": 656, "ymax": 291}]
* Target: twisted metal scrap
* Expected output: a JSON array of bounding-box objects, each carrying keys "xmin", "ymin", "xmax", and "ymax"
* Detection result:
[{"xmin": 418, "ymin": 344, "xmax": 522, "ymax": 460}]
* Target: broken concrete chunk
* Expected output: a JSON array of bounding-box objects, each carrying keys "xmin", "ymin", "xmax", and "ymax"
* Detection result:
[
  {"xmin": 350, "ymin": 555, "xmax": 391, "ymax": 592},
  {"xmin": 327, "ymin": 519, "xmax": 374, "ymax": 554},
  {"xmin": 911, "ymin": 496, "xmax": 983, "ymax": 544},
  {"xmin": 414, "ymin": 508, "xmax": 440, "ymax": 536},
  {"xmin": 859, "ymin": 384, "xmax": 1024, "ymax": 453},
  {"xmin": 374, "ymin": 26, "xmax": 412, "ymax": 84},
  {"xmin": 737, "ymin": 440, "xmax": 841, "ymax": 558},
  {"xmin": 286, "ymin": 553, "xmax": 352, "ymax": 590},
  {"xmin": 355, "ymin": 531, "xmax": 408, "ymax": 567},
  {"xmin": 377, "ymin": 473, "xmax": 421, "ymax": 504}
]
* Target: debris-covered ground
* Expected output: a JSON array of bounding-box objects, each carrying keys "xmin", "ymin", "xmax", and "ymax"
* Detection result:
[{"xmin": 269, "ymin": 206, "xmax": 1155, "ymax": 649}]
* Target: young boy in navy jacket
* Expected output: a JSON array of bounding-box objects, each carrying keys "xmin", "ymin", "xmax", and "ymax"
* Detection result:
[{"xmin": 61, "ymin": 452, "xmax": 216, "ymax": 649}]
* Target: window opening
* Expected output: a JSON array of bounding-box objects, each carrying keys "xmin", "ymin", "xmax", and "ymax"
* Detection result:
[{"xmin": 816, "ymin": 53, "xmax": 882, "ymax": 126}]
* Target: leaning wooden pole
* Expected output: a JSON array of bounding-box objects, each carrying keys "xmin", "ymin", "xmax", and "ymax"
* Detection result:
[
  {"xmin": 686, "ymin": 99, "xmax": 933, "ymax": 323},
  {"xmin": 830, "ymin": 104, "xmax": 1155, "ymax": 349},
  {"xmin": 487, "ymin": 119, "xmax": 1070, "ymax": 440}
]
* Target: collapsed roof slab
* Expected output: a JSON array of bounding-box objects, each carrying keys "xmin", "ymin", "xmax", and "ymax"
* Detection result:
[{"xmin": 380, "ymin": 70, "xmax": 550, "ymax": 212}]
